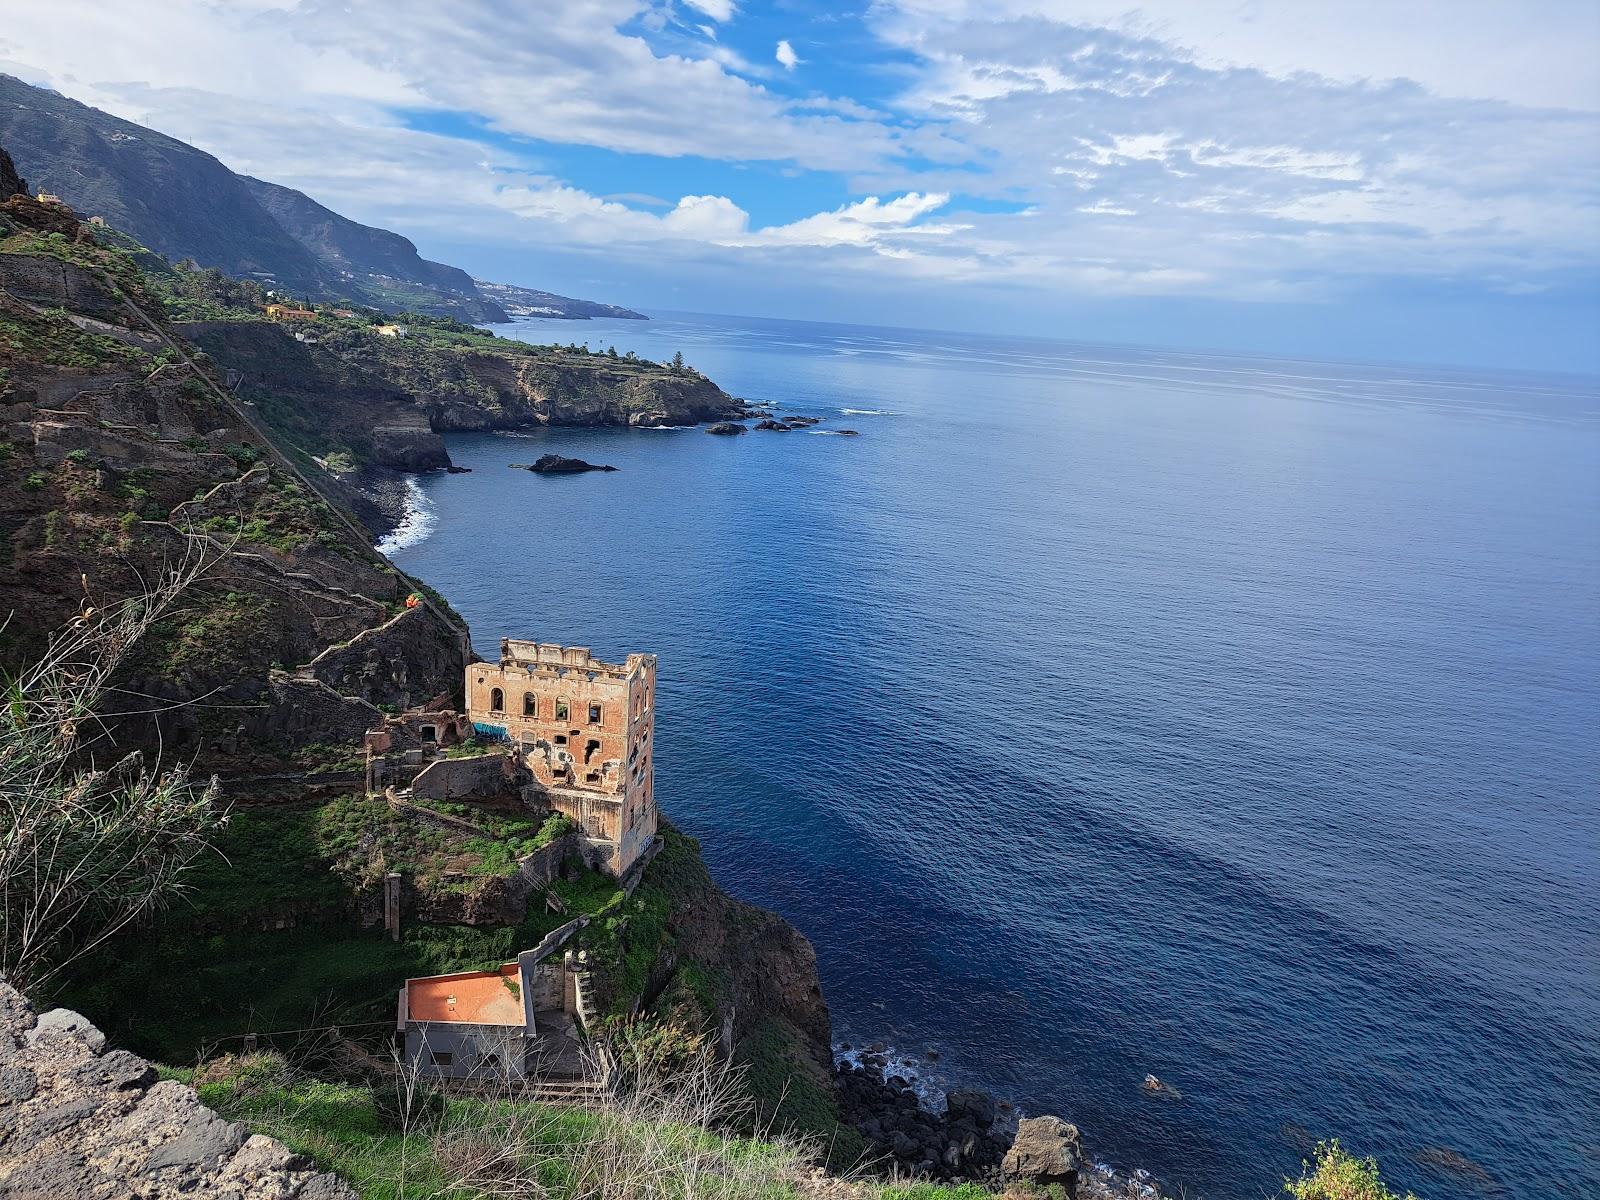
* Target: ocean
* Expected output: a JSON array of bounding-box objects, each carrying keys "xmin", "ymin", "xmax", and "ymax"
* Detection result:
[{"xmin": 386, "ymin": 311, "xmax": 1600, "ymax": 1199}]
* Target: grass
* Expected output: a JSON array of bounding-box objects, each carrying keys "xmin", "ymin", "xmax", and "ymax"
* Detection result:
[
  {"xmin": 177, "ymin": 1050, "xmax": 989, "ymax": 1200},
  {"xmin": 50, "ymin": 794, "xmax": 632, "ymax": 1064},
  {"xmin": 195, "ymin": 471, "xmax": 351, "ymax": 556},
  {"xmin": 138, "ymin": 588, "xmax": 278, "ymax": 679}
]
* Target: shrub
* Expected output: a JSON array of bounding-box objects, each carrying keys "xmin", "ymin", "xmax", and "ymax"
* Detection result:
[
  {"xmin": 0, "ymin": 559, "xmax": 225, "ymax": 990},
  {"xmin": 1286, "ymin": 1141, "xmax": 1417, "ymax": 1200}
]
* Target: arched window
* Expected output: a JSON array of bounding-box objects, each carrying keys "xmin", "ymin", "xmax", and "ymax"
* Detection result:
[
  {"xmin": 523, "ymin": 692, "xmax": 537, "ymax": 717},
  {"xmin": 489, "ymin": 687, "xmax": 504, "ymax": 713}
]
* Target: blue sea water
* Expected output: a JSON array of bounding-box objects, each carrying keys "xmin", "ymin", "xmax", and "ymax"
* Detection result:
[{"xmin": 387, "ymin": 312, "xmax": 1600, "ymax": 1200}]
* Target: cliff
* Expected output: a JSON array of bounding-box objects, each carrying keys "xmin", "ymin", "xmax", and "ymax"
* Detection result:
[
  {"xmin": 0, "ymin": 183, "xmax": 466, "ymax": 769},
  {"xmin": 178, "ymin": 314, "xmax": 745, "ymax": 526}
]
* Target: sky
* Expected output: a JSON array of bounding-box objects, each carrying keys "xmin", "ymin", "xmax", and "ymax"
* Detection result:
[{"xmin": 3, "ymin": 1, "xmax": 1598, "ymax": 372}]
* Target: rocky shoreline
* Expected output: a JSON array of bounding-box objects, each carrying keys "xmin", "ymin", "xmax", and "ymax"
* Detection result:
[{"xmin": 835, "ymin": 1045, "xmax": 1167, "ymax": 1200}]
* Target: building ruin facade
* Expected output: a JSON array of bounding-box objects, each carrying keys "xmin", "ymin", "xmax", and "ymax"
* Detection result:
[{"xmin": 466, "ymin": 639, "xmax": 657, "ymax": 877}]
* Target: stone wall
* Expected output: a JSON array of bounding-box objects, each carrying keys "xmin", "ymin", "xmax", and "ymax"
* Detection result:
[
  {"xmin": 409, "ymin": 751, "xmax": 520, "ymax": 803},
  {"xmin": 0, "ymin": 978, "xmax": 355, "ymax": 1198}
]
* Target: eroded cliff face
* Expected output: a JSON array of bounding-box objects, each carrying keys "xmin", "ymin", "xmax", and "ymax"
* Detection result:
[
  {"xmin": 181, "ymin": 318, "xmax": 745, "ymax": 456},
  {"xmin": 427, "ymin": 352, "xmax": 744, "ymax": 430},
  {"xmin": 592, "ymin": 827, "xmax": 843, "ymax": 1148},
  {"xmin": 0, "ymin": 203, "xmax": 465, "ymax": 770}
]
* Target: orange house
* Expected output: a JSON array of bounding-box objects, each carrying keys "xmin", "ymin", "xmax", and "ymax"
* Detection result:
[{"xmin": 264, "ymin": 303, "xmax": 317, "ymax": 321}]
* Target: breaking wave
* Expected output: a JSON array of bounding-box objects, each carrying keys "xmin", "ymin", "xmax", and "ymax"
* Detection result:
[{"xmin": 375, "ymin": 477, "xmax": 438, "ymax": 556}]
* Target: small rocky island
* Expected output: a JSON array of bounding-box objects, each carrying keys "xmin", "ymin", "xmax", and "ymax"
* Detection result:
[{"xmin": 513, "ymin": 454, "xmax": 618, "ymax": 474}]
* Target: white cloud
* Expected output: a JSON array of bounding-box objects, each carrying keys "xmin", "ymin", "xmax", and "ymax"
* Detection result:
[
  {"xmin": 0, "ymin": 0, "xmax": 895, "ymax": 171},
  {"xmin": 760, "ymin": 193, "xmax": 953, "ymax": 247},
  {"xmin": 0, "ymin": 0, "xmax": 1593, "ymax": 316},
  {"xmin": 680, "ymin": 0, "xmax": 735, "ymax": 22},
  {"xmin": 883, "ymin": 0, "xmax": 1600, "ymax": 111},
  {"xmin": 662, "ymin": 194, "xmax": 751, "ymax": 239}
]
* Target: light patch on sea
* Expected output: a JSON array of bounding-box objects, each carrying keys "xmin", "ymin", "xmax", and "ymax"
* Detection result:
[
  {"xmin": 374, "ymin": 477, "xmax": 438, "ymax": 555},
  {"xmin": 840, "ymin": 407, "xmax": 895, "ymax": 416}
]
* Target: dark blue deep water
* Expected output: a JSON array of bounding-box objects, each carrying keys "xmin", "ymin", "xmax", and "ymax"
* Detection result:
[{"xmin": 388, "ymin": 312, "xmax": 1600, "ymax": 1200}]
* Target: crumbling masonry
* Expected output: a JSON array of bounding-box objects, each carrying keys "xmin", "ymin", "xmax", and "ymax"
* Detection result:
[{"xmin": 466, "ymin": 639, "xmax": 658, "ymax": 877}]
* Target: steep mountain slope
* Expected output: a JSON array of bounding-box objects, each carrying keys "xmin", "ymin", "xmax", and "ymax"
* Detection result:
[
  {"xmin": 0, "ymin": 75, "xmax": 640, "ymax": 323},
  {"xmin": 243, "ymin": 175, "xmax": 490, "ymax": 312},
  {"xmin": 0, "ymin": 74, "xmax": 334, "ymax": 295},
  {"xmin": 0, "ymin": 161, "xmax": 466, "ymax": 768}
]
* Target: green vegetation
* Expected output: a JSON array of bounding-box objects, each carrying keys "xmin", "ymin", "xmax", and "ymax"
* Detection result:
[
  {"xmin": 0, "ymin": 293, "xmax": 149, "ymax": 371},
  {"xmin": 0, "ymin": 224, "xmax": 163, "ymax": 313},
  {"xmin": 733, "ymin": 1017, "xmax": 865, "ymax": 1167},
  {"xmin": 195, "ymin": 472, "xmax": 351, "ymax": 556},
  {"xmin": 317, "ymin": 794, "xmax": 579, "ymax": 886},
  {"xmin": 148, "ymin": 262, "xmax": 270, "ymax": 322},
  {"xmin": 176, "ymin": 1050, "xmax": 984, "ymax": 1200},
  {"xmin": 139, "ymin": 589, "xmax": 277, "ymax": 678},
  {"xmin": 1, "ymin": 583, "xmax": 223, "ymax": 993},
  {"xmin": 1286, "ymin": 1142, "xmax": 1418, "ymax": 1200},
  {"xmin": 51, "ymin": 792, "xmax": 625, "ymax": 1063}
]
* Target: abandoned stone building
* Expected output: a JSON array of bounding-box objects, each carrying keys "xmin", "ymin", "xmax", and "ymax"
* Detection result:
[
  {"xmin": 397, "ymin": 918, "xmax": 590, "ymax": 1082},
  {"xmin": 466, "ymin": 639, "xmax": 658, "ymax": 877},
  {"xmin": 363, "ymin": 705, "xmax": 474, "ymax": 793}
]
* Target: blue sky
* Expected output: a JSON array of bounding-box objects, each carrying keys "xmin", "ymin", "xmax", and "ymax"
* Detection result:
[{"xmin": 3, "ymin": 0, "xmax": 1598, "ymax": 372}]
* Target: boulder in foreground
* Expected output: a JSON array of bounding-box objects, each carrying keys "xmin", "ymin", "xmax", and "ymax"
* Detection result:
[
  {"xmin": 1002, "ymin": 1114, "xmax": 1083, "ymax": 1195},
  {"xmin": 0, "ymin": 977, "xmax": 355, "ymax": 1198}
]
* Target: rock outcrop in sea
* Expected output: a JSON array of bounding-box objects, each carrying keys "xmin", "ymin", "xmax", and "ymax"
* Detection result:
[{"xmin": 513, "ymin": 454, "xmax": 618, "ymax": 473}]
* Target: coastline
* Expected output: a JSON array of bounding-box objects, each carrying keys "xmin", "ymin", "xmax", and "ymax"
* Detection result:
[{"xmin": 836, "ymin": 1040, "xmax": 1168, "ymax": 1199}]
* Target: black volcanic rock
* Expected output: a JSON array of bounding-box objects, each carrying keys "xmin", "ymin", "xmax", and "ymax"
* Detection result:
[
  {"xmin": 0, "ymin": 144, "xmax": 25, "ymax": 197},
  {"xmin": 514, "ymin": 454, "xmax": 618, "ymax": 474},
  {"xmin": 753, "ymin": 419, "xmax": 794, "ymax": 431},
  {"xmin": 706, "ymin": 422, "xmax": 747, "ymax": 435}
]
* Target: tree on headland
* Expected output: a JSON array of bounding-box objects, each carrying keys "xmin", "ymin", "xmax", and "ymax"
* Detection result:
[
  {"xmin": 671, "ymin": 350, "xmax": 685, "ymax": 370},
  {"xmin": 1285, "ymin": 1141, "xmax": 1418, "ymax": 1200},
  {"xmin": 0, "ymin": 558, "xmax": 226, "ymax": 993}
]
